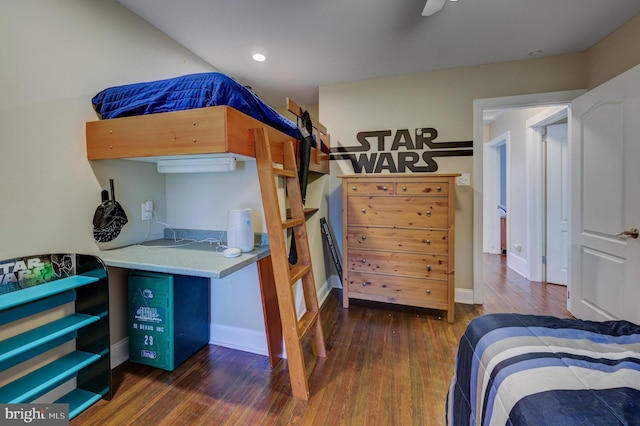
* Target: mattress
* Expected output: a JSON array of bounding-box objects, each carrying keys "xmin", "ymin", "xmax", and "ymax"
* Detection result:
[
  {"xmin": 91, "ymin": 72, "xmax": 300, "ymax": 140},
  {"xmin": 447, "ymin": 313, "xmax": 640, "ymax": 425}
]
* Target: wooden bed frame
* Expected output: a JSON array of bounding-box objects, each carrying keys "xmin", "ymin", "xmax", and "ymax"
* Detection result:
[
  {"xmin": 85, "ymin": 98, "xmax": 330, "ymax": 175},
  {"xmin": 84, "ymin": 98, "xmax": 330, "ymax": 383}
]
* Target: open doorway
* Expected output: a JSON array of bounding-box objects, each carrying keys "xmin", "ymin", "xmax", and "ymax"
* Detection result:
[
  {"xmin": 526, "ymin": 107, "xmax": 569, "ymax": 286},
  {"xmin": 483, "ymin": 130, "xmax": 509, "ymax": 256},
  {"xmin": 482, "ymin": 106, "xmax": 568, "ymax": 285},
  {"xmin": 472, "ymin": 90, "xmax": 585, "ymax": 306}
]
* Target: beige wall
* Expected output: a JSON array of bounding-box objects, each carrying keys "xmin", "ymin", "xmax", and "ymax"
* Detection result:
[
  {"xmin": 2, "ymin": 0, "xmax": 638, "ymax": 347},
  {"xmin": 0, "ymin": 0, "xmax": 214, "ymax": 259},
  {"xmin": 320, "ymin": 14, "xmax": 640, "ymax": 295},
  {"xmin": 586, "ymin": 14, "xmax": 640, "ymax": 90},
  {"xmin": 1, "ymin": 1, "xmax": 332, "ymax": 354},
  {"xmin": 321, "ymin": 55, "xmax": 586, "ymax": 292},
  {"xmin": 0, "ymin": 0, "xmax": 215, "ymax": 346}
]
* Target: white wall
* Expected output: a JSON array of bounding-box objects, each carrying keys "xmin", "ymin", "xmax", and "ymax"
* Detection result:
[
  {"xmin": 165, "ymin": 163, "xmax": 265, "ymax": 232},
  {"xmin": 165, "ymin": 164, "xmax": 269, "ymax": 349}
]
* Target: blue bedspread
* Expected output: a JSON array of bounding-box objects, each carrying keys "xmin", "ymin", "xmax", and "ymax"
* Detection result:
[
  {"xmin": 91, "ymin": 72, "xmax": 300, "ymax": 140},
  {"xmin": 447, "ymin": 314, "xmax": 640, "ymax": 425}
]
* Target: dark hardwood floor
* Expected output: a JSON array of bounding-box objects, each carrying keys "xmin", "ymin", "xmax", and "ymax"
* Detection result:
[{"xmin": 72, "ymin": 254, "xmax": 571, "ymax": 425}]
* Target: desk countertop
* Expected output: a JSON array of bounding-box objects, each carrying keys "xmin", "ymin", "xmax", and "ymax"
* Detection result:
[{"xmin": 93, "ymin": 239, "xmax": 270, "ymax": 279}]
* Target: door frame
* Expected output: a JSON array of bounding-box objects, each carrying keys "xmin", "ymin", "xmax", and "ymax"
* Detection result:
[
  {"xmin": 472, "ymin": 90, "xmax": 585, "ymax": 304},
  {"xmin": 525, "ymin": 106, "xmax": 568, "ymax": 283}
]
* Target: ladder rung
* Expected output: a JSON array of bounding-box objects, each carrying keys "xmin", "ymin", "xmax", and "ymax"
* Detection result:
[
  {"xmin": 289, "ymin": 264, "xmax": 312, "ymax": 284},
  {"xmin": 273, "ymin": 168, "xmax": 297, "ymax": 178},
  {"xmin": 297, "ymin": 311, "xmax": 319, "ymax": 341},
  {"xmin": 282, "ymin": 217, "xmax": 305, "ymax": 230}
]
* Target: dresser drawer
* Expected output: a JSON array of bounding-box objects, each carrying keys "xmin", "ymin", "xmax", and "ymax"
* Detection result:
[
  {"xmin": 347, "ymin": 249, "xmax": 448, "ymax": 279},
  {"xmin": 347, "ymin": 196, "xmax": 449, "ymax": 228},
  {"xmin": 347, "ymin": 272, "xmax": 449, "ymax": 306},
  {"xmin": 346, "ymin": 226, "xmax": 449, "ymax": 253},
  {"xmin": 397, "ymin": 182, "xmax": 449, "ymax": 196},
  {"xmin": 347, "ymin": 181, "xmax": 395, "ymax": 195}
]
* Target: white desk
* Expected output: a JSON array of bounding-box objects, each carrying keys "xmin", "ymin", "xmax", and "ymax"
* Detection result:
[{"xmin": 93, "ymin": 239, "xmax": 282, "ymax": 367}]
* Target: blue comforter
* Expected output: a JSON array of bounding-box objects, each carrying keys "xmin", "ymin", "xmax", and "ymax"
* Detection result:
[
  {"xmin": 447, "ymin": 314, "xmax": 640, "ymax": 425},
  {"xmin": 91, "ymin": 72, "xmax": 300, "ymax": 139}
]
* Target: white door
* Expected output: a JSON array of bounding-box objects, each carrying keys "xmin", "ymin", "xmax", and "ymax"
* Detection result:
[
  {"xmin": 571, "ymin": 64, "xmax": 640, "ymax": 323},
  {"xmin": 546, "ymin": 123, "xmax": 568, "ymax": 285}
]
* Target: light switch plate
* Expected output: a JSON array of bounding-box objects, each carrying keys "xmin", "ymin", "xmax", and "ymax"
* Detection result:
[
  {"xmin": 456, "ymin": 173, "xmax": 471, "ymax": 186},
  {"xmin": 141, "ymin": 201, "xmax": 153, "ymax": 221}
]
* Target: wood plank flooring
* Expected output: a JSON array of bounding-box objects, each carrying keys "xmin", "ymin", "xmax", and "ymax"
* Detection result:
[{"xmin": 72, "ymin": 254, "xmax": 572, "ymax": 426}]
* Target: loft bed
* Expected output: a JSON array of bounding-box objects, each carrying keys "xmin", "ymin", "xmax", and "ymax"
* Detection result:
[
  {"xmin": 447, "ymin": 313, "xmax": 640, "ymax": 425},
  {"xmin": 85, "ymin": 72, "xmax": 330, "ymax": 174},
  {"xmin": 85, "ymin": 73, "xmax": 329, "ymax": 399}
]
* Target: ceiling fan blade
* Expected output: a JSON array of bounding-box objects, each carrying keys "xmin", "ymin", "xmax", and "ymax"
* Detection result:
[{"xmin": 422, "ymin": 0, "xmax": 446, "ymax": 16}]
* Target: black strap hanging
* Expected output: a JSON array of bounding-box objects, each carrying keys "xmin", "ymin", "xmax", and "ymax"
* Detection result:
[{"xmin": 289, "ymin": 109, "xmax": 314, "ymax": 264}]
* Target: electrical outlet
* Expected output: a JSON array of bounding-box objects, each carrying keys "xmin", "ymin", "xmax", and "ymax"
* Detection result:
[
  {"xmin": 141, "ymin": 200, "xmax": 153, "ymax": 221},
  {"xmin": 456, "ymin": 173, "xmax": 471, "ymax": 186}
]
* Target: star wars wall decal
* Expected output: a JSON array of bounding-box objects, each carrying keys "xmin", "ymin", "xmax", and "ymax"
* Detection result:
[{"xmin": 330, "ymin": 127, "xmax": 472, "ymax": 173}]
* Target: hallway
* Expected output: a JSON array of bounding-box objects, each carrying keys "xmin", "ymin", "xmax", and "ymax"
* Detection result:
[{"xmin": 482, "ymin": 253, "xmax": 571, "ymax": 318}]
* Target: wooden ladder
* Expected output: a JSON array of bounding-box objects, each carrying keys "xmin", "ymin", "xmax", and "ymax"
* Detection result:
[{"xmin": 253, "ymin": 127, "xmax": 326, "ymax": 400}]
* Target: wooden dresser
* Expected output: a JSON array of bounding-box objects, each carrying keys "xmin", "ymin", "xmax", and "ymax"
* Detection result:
[{"xmin": 339, "ymin": 174, "xmax": 459, "ymax": 323}]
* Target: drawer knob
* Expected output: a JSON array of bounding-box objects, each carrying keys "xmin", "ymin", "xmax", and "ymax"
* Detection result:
[
  {"xmin": 362, "ymin": 282, "xmax": 368, "ymax": 287},
  {"xmin": 361, "ymin": 208, "xmax": 366, "ymax": 213},
  {"xmin": 426, "ymin": 289, "xmax": 431, "ymax": 294},
  {"xmin": 426, "ymin": 264, "xmax": 432, "ymax": 271},
  {"xmin": 425, "ymin": 239, "xmax": 431, "ymax": 245},
  {"xmin": 402, "ymin": 186, "xmax": 407, "ymax": 191},
  {"xmin": 437, "ymin": 186, "xmax": 442, "ymax": 191},
  {"xmin": 352, "ymin": 186, "xmax": 357, "ymax": 191},
  {"xmin": 426, "ymin": 210, "xmax": 431, "ymax": 217},
  {"xmin": 382, "ymin": 186, "xmax": 388, "ymax": 191},
  {"xmin": 361, "ymin": 258, "xmax": 367, "ymax": 264},
  {"xmin": 361, "ymin": 235, "xmax": 367, "ymax": 240}
]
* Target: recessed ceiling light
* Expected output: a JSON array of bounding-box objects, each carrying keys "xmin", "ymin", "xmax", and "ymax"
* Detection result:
[
  {"xmin": 252, "ymin": 53, "xmax": 266, "ymax": 62},
  {"xmin": 528, "ymin": 49, "xmax": 543, "ymax": 57}
]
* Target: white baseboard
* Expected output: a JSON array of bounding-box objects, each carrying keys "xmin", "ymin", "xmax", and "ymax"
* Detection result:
[
  {"xmin": 327, "ymin": 274, "xmax": 343, "ymax": 290},
  {"xmin": 316, "ymin": 280, "xmax": 332, "ymax": 306},
  {"xmin": 455, "ymin": 288, "xmax": 475, "ymax": 305},
  {"xmin": 507, "ymin": 252, "xmax": 528, "ymax": 279},
  {"xmin": 111, "ymin": 337, "xmax": 129, "ymax": 368},
  {"xmin": 210, "ymin": 281, "xmax": 334, "ymax": 358},
  {"xmin": 209, "ymin": 324, "xmax": 269, "ymax": 356}
]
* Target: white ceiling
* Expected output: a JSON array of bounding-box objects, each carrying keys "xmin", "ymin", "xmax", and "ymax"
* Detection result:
[{"xmin": 117, "ymin": 0, "xmax": 640, "ymax": 107}]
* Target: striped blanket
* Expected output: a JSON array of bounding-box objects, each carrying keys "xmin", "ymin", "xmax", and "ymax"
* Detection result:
[{"xmin": 446, "ymin": 314, "xmax": 640, "ymax": 425}]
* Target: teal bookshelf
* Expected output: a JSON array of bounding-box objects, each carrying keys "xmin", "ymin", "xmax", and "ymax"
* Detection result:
[{"xmin": 0, "ymin": 254, "xmax": 111, "ymax": 419}]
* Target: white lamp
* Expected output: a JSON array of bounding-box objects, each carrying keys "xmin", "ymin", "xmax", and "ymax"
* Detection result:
[{"xmin": 157, "ymin": 157, "xmax": 237, "ymax": 174}]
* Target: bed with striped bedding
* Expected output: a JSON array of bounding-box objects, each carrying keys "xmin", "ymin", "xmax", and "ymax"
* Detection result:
[{"xmin": 446, "ymin": 313, "xmax": 640, "ymax": 425}]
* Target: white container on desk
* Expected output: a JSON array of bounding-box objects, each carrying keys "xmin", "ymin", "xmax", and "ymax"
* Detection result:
[{"xmin": 227, "ymin": 208, "xmax": 254, "ymax": 252}]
